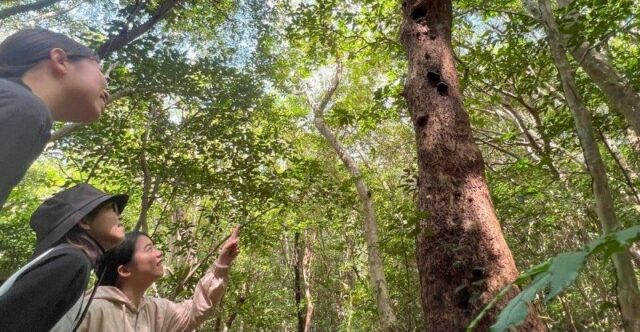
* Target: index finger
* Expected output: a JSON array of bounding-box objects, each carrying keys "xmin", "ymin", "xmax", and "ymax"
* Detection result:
[{"xmin": 231, "ymin": 224, "xmax": 241, "ymax": 238}]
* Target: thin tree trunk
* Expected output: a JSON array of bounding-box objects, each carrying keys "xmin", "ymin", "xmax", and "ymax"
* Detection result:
[
  {"xmin": 305, "ymin": 67, "xmax": 399, "ymax": 332},
  {"xmin": 558, "ymin": 295, "xmax": 579, "ymax": 332},
  {"xmin": 569, "ymin": 42, "xmax": 640, "ymax": 139},
  {"xmin": 134, "ymin": 107, "xmax": 161, "ymax": 232},
  {"xmin": 225, "ymin": 295, "xmax": 246, "ymax": 330},
  {"xmin": 302, "ymin": 230, "xmax": 315, "ymax": 332},
  {"xmin": 597, "ymin": 129, "xmax": 640, "ymax": 206},
  {"xmin": 630, "ymin": 244, "xmax": 640, "ymax": 268},
  {"xmin": 525, "ymin": 0, "xmax": 640, "ymax": 140},
  {"xmin": 293, "ymin": 232, "xmax": 305, "ymax": 332},
  {"xmin": 0, "ymin": 0, "xmax": 63, "ymax": 20},
  {"xmin": 537, "ymin": 0, "xmax": 640, "ymax": 330},
  {"xmin": 399, "ymin": 1, "xmax": 546, "ymax": 330}
]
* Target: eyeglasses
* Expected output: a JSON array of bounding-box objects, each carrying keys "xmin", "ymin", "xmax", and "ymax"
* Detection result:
[{"xmin": 106, "ymin": 202, "xmax": 120, "ymax": 215}]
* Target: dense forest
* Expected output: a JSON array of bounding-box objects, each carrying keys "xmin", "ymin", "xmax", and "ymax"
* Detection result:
[{"xmin": 1, "ymin": 0, "xmax": 640, "ymax": 331}]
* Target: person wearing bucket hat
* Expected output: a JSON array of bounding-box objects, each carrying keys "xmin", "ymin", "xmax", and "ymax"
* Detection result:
[
  {"xmin": 0, "ymin": 28, "xmax": 110, "ymax": 209},
  {"xmin": 0, "ymin": 183, "xmax": 128, "ymax": 332}
]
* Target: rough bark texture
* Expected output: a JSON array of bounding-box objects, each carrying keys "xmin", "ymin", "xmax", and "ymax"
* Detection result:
[
  {"xmin": 537, "ymin": 0, "xmax": 640, "ymax": 331},
  {"xmin": 399, "ymin": 1, "xmax": 546, "ymax": 330},
  {"xmin": 0, "ymin": 0, "xmax": 63, "ymax": 20},
  {"xmin": 307, "ymin": 69, "xmax": 399, "ymax": 332}
]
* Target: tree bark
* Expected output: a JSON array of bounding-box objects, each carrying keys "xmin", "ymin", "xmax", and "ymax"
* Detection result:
[
  {"xmin": 134, "ymin": 113, "xmax": 161, "ymax": 233},
  {"xmin": 399, "ymin": 1, "xmax": 546, "ymax": 330},
  {"xmin": 537, "ymin": 0, "xmax": 640, "ymax": 330},
  {"xmin": 302, "ymin": 231, "xmax": 315, "ymax": 332},
  {"xmin": 294, "ymin": 232, "xmax": 306, "ymax": 332},
  {"xmin": 0, "ymin": 0, "xmax": 63, "ymax": 20},
  {"xmin": 630, "ymin": 244, "xmax": 640, "ymax": 268},
  {"xmin": 306, "ymin": 67, "xmax": 399, "ymax": 332}
]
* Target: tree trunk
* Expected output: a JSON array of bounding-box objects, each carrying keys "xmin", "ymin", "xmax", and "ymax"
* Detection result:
[
  {"xmin": 399, "ymin": 1, "xmax": 546, "ymax": 330},
  {"xmin": 569, "ymin": 42, "xmax": 640, "ymax": 139},
  {"xmin": 537, "ymin": 0, "xmax": 640, "ymax": 330},
  {"xmin": 302, "ymin": 231, "xmax": 315, "ymax": 332},
  {"xmin": 294, "ymin": 232, "xmax": 306, "ymax": 332},
  {"xmin": 306, "ymin": 68, "xmax": 399, "ymax": 332},
  {"xmin": 525, "ymin": 0, "xmax": 640, "ymax": 141},
  {"xmin": 0, "ymin": 0, "xmax": 63, "ymax": 20},
  {"xmin": 630, "ymin": 244, "xmax": 640, "ymax": 268}
]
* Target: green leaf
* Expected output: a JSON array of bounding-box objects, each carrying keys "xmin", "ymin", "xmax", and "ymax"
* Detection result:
[
  {"xmin": 545, "ymin": 251, "xmax": 588, "ymax": 302},
  {"xmin": 491, "ymin": 273, "xmax": 551, "ymax": 332},
  {"xmin": 514, "ymin": 261, "xmax": 550, "ymax": 285}
]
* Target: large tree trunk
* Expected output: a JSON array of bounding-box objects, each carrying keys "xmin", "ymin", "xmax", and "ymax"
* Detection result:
[
  {"xmin": 537, "ymin": 0, "xmax": 640, "ymax": 330},
  {"xmin": 306, "ymin": 68, "xmax": 399, "ymax": 332},
  {"xmin": 399, "ymin": 1, "xmax": 546, "ymax": 330}
]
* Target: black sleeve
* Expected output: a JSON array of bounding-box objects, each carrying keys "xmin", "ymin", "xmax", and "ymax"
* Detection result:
[{"xmin": 0, "ymin": 248, "xmax": 91, "ymax": 332}]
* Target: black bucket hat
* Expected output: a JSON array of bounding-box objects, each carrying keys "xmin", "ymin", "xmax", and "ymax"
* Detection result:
[{"xmin": 30, "ymin": 183, "xmax": 129, "ymax": 256}]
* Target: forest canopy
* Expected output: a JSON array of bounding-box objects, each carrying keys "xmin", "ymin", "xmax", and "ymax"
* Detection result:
[{"xmin": 1, "ymin": 0, "xmax": 639, "ymax": 331}]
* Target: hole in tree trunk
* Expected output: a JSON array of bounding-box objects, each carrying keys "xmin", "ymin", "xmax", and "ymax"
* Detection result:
[
  {"xmin": 416, "ymin": 114, "xmax": 428, "ymax": 127},
  {"xmin": 426, "ymin": 71, "xmax": 440, "ymax": 84},
  {"xmin": 411, "ymin": 5, "xmax": 427, "ymax": 22},
  {"xmin": 471, "ymin": 267, "xmax": 485, "ymax": 281},
  {"xmin": 437, "ymin": 82, "xmax": 449, "ymax": 96},
  {"xmin": 455, "ymin": 287, "xmax": 471, "ymax": 308}
]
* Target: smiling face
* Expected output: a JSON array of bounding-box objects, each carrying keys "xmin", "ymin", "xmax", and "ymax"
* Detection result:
[{"xmin": 126, "ymin": 235, "xmax": 164, "ymax": 284}]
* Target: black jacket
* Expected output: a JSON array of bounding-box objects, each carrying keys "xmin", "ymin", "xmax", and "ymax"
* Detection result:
[{"xmin": 0, "ymin": 246, "xmax": 91, "ymax": 331}]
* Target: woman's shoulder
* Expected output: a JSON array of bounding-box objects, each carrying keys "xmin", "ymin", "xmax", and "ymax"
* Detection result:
[
  {"xmin": 28, "ymin": 245, "xmax": 92, "ymax": 275},
  {"xmin": 0, "ymin": 78, "xmax": 50, "ymax": 121}
]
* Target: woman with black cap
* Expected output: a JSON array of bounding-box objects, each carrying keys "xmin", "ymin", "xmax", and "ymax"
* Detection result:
[
  {"xmin": 0, "ymin": 29, "xmax": 110, "ymax": 209},
  {"xmin": 0, "ymin": 183, "xmax": 129, "ymax": 332}
]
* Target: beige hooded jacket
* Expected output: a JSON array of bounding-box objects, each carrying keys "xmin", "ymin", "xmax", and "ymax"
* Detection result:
[{"xmin": 77, "ymin": 261, "xmax": 229, "ymax": 332}]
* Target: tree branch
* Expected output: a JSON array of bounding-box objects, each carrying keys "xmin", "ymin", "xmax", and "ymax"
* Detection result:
[
  {"xmin": 0, "ymin": 0, "xmax": 63, "ymax": 20},
  {"xmin": 96, "ymin": 0, "xmax": 183, "ymax": 58}
]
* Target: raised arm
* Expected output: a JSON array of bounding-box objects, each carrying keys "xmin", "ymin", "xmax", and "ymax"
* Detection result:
[{"xmin": 161, "ymin": 225, "xmax": 240, "ymax": 332}]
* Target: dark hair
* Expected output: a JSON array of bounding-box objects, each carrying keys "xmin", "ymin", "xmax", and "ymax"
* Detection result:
[
  {"xmin": 0, "ymin": 28, "xmax": 97, "ymax": 78},
  {"xmin": 63, "ymin": 225, "xmax": 104, "ymax": 265},
  {"xmin": 98, "ymin": 231, "xmax": 151, "ymax": 286}
]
